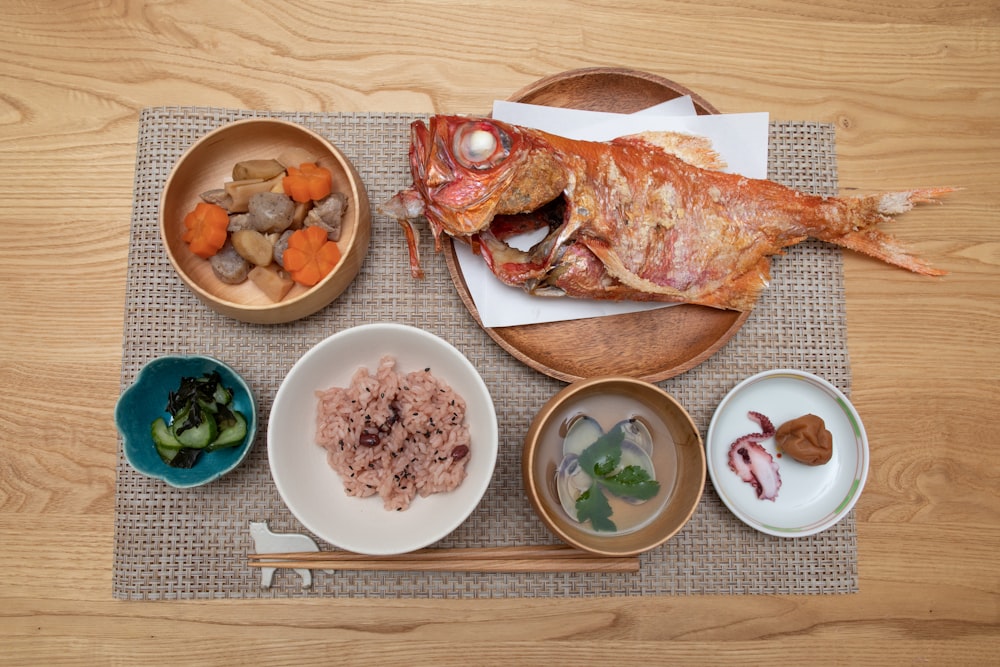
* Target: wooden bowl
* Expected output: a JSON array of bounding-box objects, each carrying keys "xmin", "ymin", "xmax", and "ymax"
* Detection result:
[
  {"xmin": 160, "ymin": 119, "xmax": 371, "ymax": 324},
  {"xmin": 509, "ymin": 66, "xmax": 719, "ymax": 115},
  {"xmin": 522, "ymin": 376, "xmax": 705, "ymax": 556}
]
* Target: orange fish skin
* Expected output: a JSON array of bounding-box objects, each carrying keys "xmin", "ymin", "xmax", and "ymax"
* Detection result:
[
  {"xmin": 382, "ymin": 115, "xmax": 953, "ymax": 311},
  {"xmin": 407, "ymin": 115, "xmax": 567, "ymax": 239}
]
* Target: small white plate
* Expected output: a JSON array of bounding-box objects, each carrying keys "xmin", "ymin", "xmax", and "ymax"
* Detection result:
[{"xmin": 706, "ymin": 369, "xmax": 869, "ymax": 537}]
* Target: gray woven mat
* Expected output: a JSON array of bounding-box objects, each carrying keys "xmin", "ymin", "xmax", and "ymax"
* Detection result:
[{"xmin": 114, "ymin": 107, "xmax": 856, "ymax": 599}]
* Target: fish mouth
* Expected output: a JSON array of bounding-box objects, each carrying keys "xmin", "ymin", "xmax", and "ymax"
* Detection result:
[{"xmin": 473, "ymin": 197, "xmax": 572, "ymax": 291}]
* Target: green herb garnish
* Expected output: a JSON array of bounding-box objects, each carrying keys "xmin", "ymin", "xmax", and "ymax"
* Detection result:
[
  {"xmin": 575, "ymin": 484, "xmax": 616, "ymax": 532},
  {"xmin": 574, "ymin": 427, "xmax": 661, "ymax": 532},
  {"xmin": 600, "ymin": 466, "xmax": 660, "ymax": 502}
]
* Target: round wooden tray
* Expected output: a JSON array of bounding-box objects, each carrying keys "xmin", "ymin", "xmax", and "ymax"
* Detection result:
[{"xmin": 443, "ymin": 67, "xmax": 751, "ymax": 383}]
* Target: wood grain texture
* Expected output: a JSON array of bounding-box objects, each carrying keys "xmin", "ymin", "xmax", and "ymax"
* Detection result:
[{"xmin": 1, "ymin": 1, "xmax": 997, "ymax": 664}]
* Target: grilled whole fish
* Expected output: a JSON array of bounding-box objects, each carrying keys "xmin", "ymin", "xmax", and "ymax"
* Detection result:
[{"xmin": 381, "ymin": 115, "xmax": 951, "ymax": 311}]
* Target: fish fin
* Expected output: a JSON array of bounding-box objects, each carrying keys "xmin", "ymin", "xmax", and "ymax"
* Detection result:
[
  {"xmin": 397, "ymin": 218, "xmax": 424, "ymax": 279},
  {"xmin": 830, "ymin": 228, "xmax": 947, "ymax": 276},
  {"xmin": 379, "ymin": 188, "xmax": 427, "ymax": 278},
  {"xmin": 695, "ymin": 258, "xmax": 772, "ymax": 311},
  {"xmin": 378, "ymin": 187, "xmax": 425, "ymax": 221},
  {"xmin": 613, "ymin": 131, "xmax": 728, "ymax": 171}
]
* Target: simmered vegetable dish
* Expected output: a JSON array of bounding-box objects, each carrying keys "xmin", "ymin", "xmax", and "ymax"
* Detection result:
[{"xmin": 183, "ymin": 149, "xmax": 348, "ymax": 302}]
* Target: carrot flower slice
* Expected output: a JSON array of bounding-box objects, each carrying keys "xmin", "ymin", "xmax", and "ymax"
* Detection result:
[
  {"xmin": 282, "ymin": 162, "xmax": 333, "ymax": 203},
  {"xmin": 182, "ymin": 202, "xmax": 229, "ymax": 258},
  {"xmin": 282, "ymin": 225, "xmax": 342, "ymax": 286}
]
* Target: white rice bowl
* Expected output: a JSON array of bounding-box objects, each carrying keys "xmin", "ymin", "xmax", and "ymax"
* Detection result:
[{"xmin": 268, "ymin": 323, "xmax": 498, "ymax": 555}]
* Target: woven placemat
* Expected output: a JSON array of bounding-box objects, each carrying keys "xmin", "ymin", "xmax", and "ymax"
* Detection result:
[{"xmin": 114, "ymin": 107, "xmax": 856, "ymax": 599}]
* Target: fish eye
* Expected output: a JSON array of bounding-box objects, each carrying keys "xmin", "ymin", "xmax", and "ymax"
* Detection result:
[
  {"xmin": 463, "ymin": 129, "xmax": 497, "ymax": 161},
  {"xmin": 453, "ymin": 122, "xmax": 511, "ymax": 170}
]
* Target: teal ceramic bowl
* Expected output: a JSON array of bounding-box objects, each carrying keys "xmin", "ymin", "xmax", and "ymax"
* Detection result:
[{"xmin": 115, "ymin": 355, "xmax": 257, "ymax": 488}]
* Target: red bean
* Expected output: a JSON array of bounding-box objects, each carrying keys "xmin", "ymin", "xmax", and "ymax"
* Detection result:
[
  {"xmin": 451, "ymin": 445, "xmax": 469, "ymax": 460},
  {"xmin": 359, "ymin": 431, "xmax": 380, "ymax": 447}
]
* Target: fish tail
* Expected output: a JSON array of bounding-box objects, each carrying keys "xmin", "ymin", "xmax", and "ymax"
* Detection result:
[
  {"xmin": 830, "ymin": 227, "xmax": 947, "ymax": 276},
  {"xmin": 818, "ymin": 187, "xmax": 956, "ymax": 276},
  {"xmin": 873, "ymin": 187, "xmax": 958, "ymax": 216}
]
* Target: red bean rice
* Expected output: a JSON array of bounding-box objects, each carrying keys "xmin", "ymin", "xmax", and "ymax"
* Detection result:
[{"xmin": 315, "ymin": 355, "xmax": 471, "ymax": 511}]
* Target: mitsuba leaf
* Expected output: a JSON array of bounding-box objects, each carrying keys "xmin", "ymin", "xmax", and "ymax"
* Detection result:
[
  {"xmin": 577, "ymin": 429, "xmax": 625, "ymax": 478},
  {"xmin": 600, "ymin": 465, "xmax": 661, "ymax": 501},
  {"xmin": 573, "ymin": 423, "xmax": 662, "ymax": 531},
  {"xmin": 575, "ymin": 484, "xmax": 616, "ymax": 532}
]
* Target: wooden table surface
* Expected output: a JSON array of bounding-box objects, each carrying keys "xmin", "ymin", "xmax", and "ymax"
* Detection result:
[{"xmin": 2, "ymin": 1, "xmax": 997, "ymax": 664}]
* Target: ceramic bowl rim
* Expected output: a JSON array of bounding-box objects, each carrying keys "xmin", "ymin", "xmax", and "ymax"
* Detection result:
[
  {"xmin": 115, "ymin": 354, "xmax": 258, "ymax": 488},
  {"xmin": 267, "ymin": 322, "xmax": 500, "ymax": 554}
]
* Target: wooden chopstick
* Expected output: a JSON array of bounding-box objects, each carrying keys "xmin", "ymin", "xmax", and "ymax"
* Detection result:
[
  {"xmin": 247, "ymin": 545, "xmax": 640, "ymax": 573},
  {"xmin": 249, "ymin": 544, "xmax": 607, "ymax": 561}
]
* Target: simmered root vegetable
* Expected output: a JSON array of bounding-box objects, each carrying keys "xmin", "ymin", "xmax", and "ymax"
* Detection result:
[
  {"xmin": 247, "ymin": 192, "xmax": 294, "ymax": 233},
  {"xmin": 182, "ymin": 153, "xmax": 349, "ymax": 301},
  {"xmin": 248, "ymin": 265, "xmax": 295, "ymax": 301},
  {"xmin": 210, "ymin": 242, "xmax": 250, "ymax": 284},
  {"xmin": 231, "ymin": 229, "xmax": 274, "ymax": 267},
  {"xmin": 283, "ymin": 162, "xmax": 333, "ymax": 203},
  {"xmin": 225, "ymin": 174, "xmax": 284, "ymax": 213},
  {"xmin": 282, "ymin": 225, "xmax": 342, "ymax": 287},
  {"xmin": 182, "ymin": 202, "xmax": 229, "ymax": 259},
  {"xmin": 232, "ymin": 158, "xmax": 285, "ymax": 181}
]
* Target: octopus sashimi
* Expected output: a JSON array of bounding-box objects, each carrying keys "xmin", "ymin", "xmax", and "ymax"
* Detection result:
[
  {"xmin": 727, "ymin": 411, "xmax": 781, "ymax": 501},
  {"xmin": 381, "ymin": 115, "xmax": 953, "ymax": 311}
]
